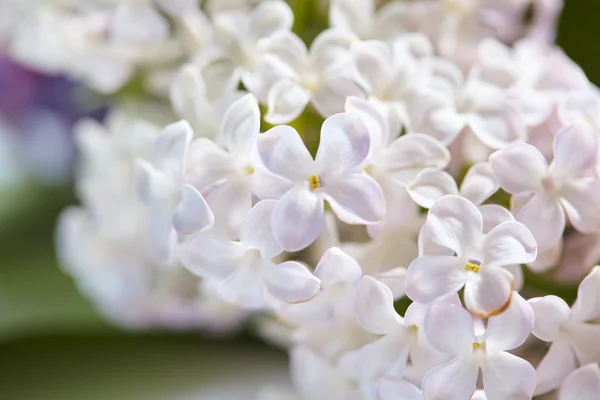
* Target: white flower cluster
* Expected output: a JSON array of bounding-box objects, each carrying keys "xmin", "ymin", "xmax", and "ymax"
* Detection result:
[{"xmin": 13, "ymin": 0, "xmax": 593, "ymax": 398}]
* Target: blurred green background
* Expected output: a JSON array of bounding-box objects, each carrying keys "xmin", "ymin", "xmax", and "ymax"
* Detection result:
[{"xmin": 0, "ymin": 0, "xmax": 599, "ymax": 398}]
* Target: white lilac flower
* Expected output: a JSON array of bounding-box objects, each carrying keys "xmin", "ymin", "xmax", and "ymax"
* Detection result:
[
  {"xmin": 257, "ymin": 112, "xmax": 385, "ymax": 251},
  {"xmin": 406, "ymin": 195, "xmax": 537, "ymax": 317},
  {"xmin": 529, "ymin": 266, "xmax": 600, "ymax": 395},
  {"xmin": 421, "ymin": 293, "xmax": 536, "ymax": 400},
  {"xmin": 559, "ymin": 363, "xmax": 600, "ymax": 400},
  {"xmin": 135, "ymin": 120, "xmax": 214, "ymax": 260},
  {"xmin": 490, "ymin": 121, "xmax": 600, "ymax": 252}
]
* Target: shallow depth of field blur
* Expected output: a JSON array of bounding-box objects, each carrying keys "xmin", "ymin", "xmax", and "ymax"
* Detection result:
[{"xmin": 0, "ymin": 1, "xmax": 598, "ymax": 399}]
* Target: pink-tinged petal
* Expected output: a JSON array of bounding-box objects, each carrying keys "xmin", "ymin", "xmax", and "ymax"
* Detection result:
[
  {"xmin": 240, "ymin": 200, "xmax": 282, "ymax": 259},
  {"xmin": 515, "ymin": 193, "xmax": 565, "ymax": 253},
  {"xmin": 177, "ymin": 233, "xmax": 246, "ymax": 280},
  {"xmin": 422, "ymin": 356, "xmax": 479, "ymax": 400},
  {"xmin": 406, "ymin": 168, "xmax": 459, "ymax": 209},
  {"xmin": 572, "ymin": 266, "xmax": 600, "ymax": 321},
  {"xmin": 265, "ymin": 79, "xmax": 311, "ymax": 124},
  {"xmin": 485, "ymin": 292, "xmax": 534, "ymax": 351},
  {"xmin": 264, "ymin": 261, "xmax": 320, "ymax": 304},
  {"xmin": 377, "ymin": 376, "xmax": 423, "ymax": 400},
  {"xmin": 258, "ymin": 125, "xmax": 314, "ymax": 182},
  {"xmin": 460, "ymin": 162, "xmax": 498, "ymax": 205},
  {"xmin": 489, "ymin": 142, "xmax": 547, "ymax": 194},
  {"xmin": 424, "ymin": 303, "xmax": 475, "ymax": 355},
  {"xmin": 316, "ymin": 113, "xmax": 370, "ymax": 175},
  {"xmin": 425, "ymin": 195, "xmax": 483, "ymax": 256},
  {"xmin": 354, "ymin": 276, "xmax": 402, "ymax": 335},
  {"xmin": 535, "ymin": 340, "xmax": 577, "ymax": 396},
  {"xmin": 311, "ymin": 77, "xmax": 363, "ymax": 119},
  {"xmin": 220, "ymin": 93, "xmax": 260, "ymax": 156},
  {"xmin": 405, "ymin": 255, "xmax": 467, "ymax": 304},
  {"xmin": 467, "ymin": 100, "xmax": 527, "ymax": 149},
  {"xmin": 478, "ymin": 204, "xmax": 514, "ymax": 233},
  {"xmin": 272, "ymin": 186, "xmax": 324, "ymax": 252},
  {"xmin": 172, "ymin": 184, "xmax": 214, "ymax": 235},
  {"xmin": 528, "ymin": 295, "xmax": 572, "ymax": 342},
  {"xmin": 314, "ymin": 247, "xmax": 362, "ymax": 287},
  {"xmin": 463, "ymin": 266, "xmax": 514, "ymax": 318},
  {"xmin": 324, "ymin": 173, "xmax": 385, "ymax": 224},
  {"xmin": 382, "ymin": 133, "xmax": 450, "ymax": 172},
  {"xmin": 551, "ymin": 122, "xmax": 599, "ymax": 183},
  {"xmin": 345, "ymin": 96, "xmax": 390, "ymax": 156},
  {"xmin": 560, "ymin": 178, "xmax": 600, "ymax": 234},
  {"xmin": 480, "ymin": 351, "xmax": 536, "ymax": 400},
  {"xmin": 559, "ymin": 364, "xmax": 600, "ymax": 400},
  {"xmin": 154, "ymin": 120, "xmax": 192, "ymax": 178},
  {"xmin": 482, "ymin": 221, "xmax": 537, "ymax": 269}
]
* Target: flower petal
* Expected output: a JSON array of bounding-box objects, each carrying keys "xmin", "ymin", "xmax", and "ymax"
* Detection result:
[
  {"xmin": 515, "ymin": 193, "xmax": 565, "ymax": 252},
  {"xmin": 571, "ymin": 266, "xmax": 600, "ymax": 321},
  {"xmin": 405, "ymin": 255, "xmax": 467, "ymax": 304},
  {"xmin": 186, "ymin": 138, "xmax": 235, "ymax": 189},
  {"xmin": 467, "ymin": 100, "xmax": 526, "ymax": 149},
  {"xmin": 354, "ymin": 276, "xmax": 403, "ymax": 335},
  {"xmin": 424, "ymin": 195, "xmax": 483, "ymax": 256},
  {"xmin": 377, "ymin": 376, "xmax": 423, "ymax": 400},
  {"xmin": 258, "ymin": 125, "xmax": 313, "ymax": 183},
  {"xmin": 250, "ymin": 0, "xmax": 294, "ymax": 38},
  {"xmin": 272, "ymin": 186, "xmax": 324, "ymax": 251},
  {"xmin": 424, "ymin": 302, "xmax": 475, "ymax": 355},
  {"xmin": 205, "ymin": 179, "xmax": 253, "ymax": 239},
  {"xmin": 422, "ymin": 356, "xmax": 479, "ymax": 400},
  {"xmin": 382, "ymin": 133, "xmax": 451, "ymax": 173},
  {"xmin": 265, "ymin": 79, "xmax": 311, "ymax": 124},
  {"xmin": 560, "ymin": 178, "xmax": 600, "ymax": 234},
  {"xmin": 324, "ymin": 173, "xmax": 385, "ymax": 224},
  {"xmin": 110, "ymin": 2, "xmax": 168, "ymax": 46},
  {"xmin": 240, "ymin": 200, "xmax": 282, "ymax": 259},
  {"xmin": 535, "ymin": 340, "xmax": 577, "ymax": 396},
  {"xmin": 528, "ymin": 295, "xmax": 572, "ymax": 342},
  {"xmin": 264, "ymin": 261, "xmax": 320, "ymax": 303},
  {"xmin": 478, "ymin": 204, "xmax": 514, "ymax": 234},
  {"xmin": 489, "ymin": 143, "xmax": 547, "ymax": 194},
  {"xmin": 463, "ymin": 266, "xmax": 514, "ymax": 318},
  {"xmin": 177, "ymin": 233, "xmax": 246, "ymax": 280},
  {"xmin": 460, "ymin": 162, "xmax": 498, "ymax": 205},
  {"xmin": 551, "ymin": 122, "xmax": 599, "ymax": 183},
  {"xmin": 559, "ymin": 364, "xmax": 600, "ymax": 400},
  {"xmin": 351, "ymin": 40, "xmax": 391, "ymax": 94},
  {"xmin": 218, "ymin": 261, "xmax": 266, "ymax": 309},
  {"xmin": 311, "ymin": 77, "xmax": 363, "ymax": 119},
  {"xmin": 406, "ymin": 168, "xmax": 459, "ymax": 209},
  {"xmin": 314, "ymin": 247, "xmax": 363, "ymax": 287},
  {"xmin": 357, "ymin": 333, "xmax": 410, "ymax": 388},
  {"xmin": 480, "ymin": 351, "xmax": 536, "ymax": 400},
  {"xmin": 220, "ymin": 93, "xmax": 260, "ymax": 156},
  {"xmin": 485, "ymin": 292, "xmax": 534, "ymax": 351},
  {"xmin": 172, "ymin": 184, "xmax": 214, "ymax": 235},
  {"xmin": 482, "ymin": 221, "xmax": 537, "ymax": 269},
  {"xmin": 155, "ymin": 120, "xmax": 193, "ymax": 178},
  {"xmin": 316, "ymin": 113, "xmax": 370, "ymax": 175},
  {"xmin": 345, "ymin": 95, "xmax": 389, "ymax": 154}
]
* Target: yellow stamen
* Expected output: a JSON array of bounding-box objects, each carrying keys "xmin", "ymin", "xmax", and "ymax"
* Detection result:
[
  {"xmin": 472, "ymin": 341, "xmax": 484, "ymax": 349},
  {"xmin": 246, "ymin": 166, "xmax": 255, "ymax": 175},
  {"xmin": 309, "ymin": 175, "xmax": 322, "ymax": 191},
  {"xmin": 465, "ymin": 260, "xmax": 480, "ymax": 273}
]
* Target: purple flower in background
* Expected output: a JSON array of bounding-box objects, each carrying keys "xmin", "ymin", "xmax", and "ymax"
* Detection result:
[{"xmin": 0, "ymin": 53, "xmax": 105, "ymax": 185}]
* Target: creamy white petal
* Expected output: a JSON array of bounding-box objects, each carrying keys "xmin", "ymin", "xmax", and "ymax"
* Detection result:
[
  {"xmin": 382, "ymin": 133, "xmax": 451, "ymax": 173},
  {"xmin": 572, "ymin": 266, "xmax": 600, "ymax": 321},
  {"xmin": 467, "ymin": 100, "xmax": 527, "ymax": 150},
  {"xmin": 220, "ymin": 93, "xmax": 260, "ymax": 156},
  {"xmin": 345, "ymin": 96, "xmax": 390, "ymax": 155},
  {"xmin": 406, "ymin": 168, "xmax": 459, "ymax": 209},
  {"xmin": 422, "ymin": 356, "xmax": 479, "ymax": 400},
  {"xmin": 460, "ymin": 162, "xmax": 499, "ymax": 205},
  {"xmin": 155, "ymin": 120, "xmax": 193, "ymax": 178},
  {"xmin": 186, "ymin": 138, "xmax": 235, "ymax": 189},
  {"xmin": 240, "ymin": 200, "xmax": 282, "ymax": 259},
  {"xmin": 178, "ymin": 233, "xmax": 246, "ymax": 280},
  {"xmin": 377, "ymin": 376, "xmax": 423, "ymax": 400},
  {"xmin": 425, "ymin": 195, "xmax": 483, "ymax": 256},
  {"xmin": 314, "ymin": 247, "xmax": 363, "ymax": 287},
  {"xmin": 464, "ymin": 266, "xmax": 514, "ymax": 318},
  {"xmin": 218, "ymin": 261, "xmax": 266, "ymax": 309},
  {"xmin": 352, "ymin": 40, "xmax": 391, "ymax": 93},
  {"xmin": 478, "ymin": 204, "xmax": 515, "ymax": 234},
  {"xmin": 324, "ymin": 173, "xmax": 385, "ymax": 224},
  {"xmin": 489, "ymin": 143, "xmax": 547, "ymax": 194},
  {"xmin": 110, "ymin": 2, "xmax": 168, "ymax": 46},
  {"xmin": 250, "ymin": 0, "xmax": 294, "ymax": 38},
  {"xmin": 316, "ymin": 113, "xmax": 370, "ymax": 175},
  {"xmin": 258, "ymin": 125, "xmax": 314, "ymax": 182},
  {"xmin": 528, "ymin": 295, "xmax": 572, "ymax": 342},
  {"xmin": 272, "ymin": 186, "xmax": 324, "ymax": 252},
  {"xmin": 515, "ymin": 193, "xmax": 565, "ymax": 252},
  {"xmin": 405, "ymin": 255, "xmax": 467, "ymax": 304},
  {"xmin": 265, "ymin": 79, "xmax": 311, "ymax": 124},
  {"xmin": 480, "ymin": 351, "xmax": 536, "ymax": 400},
  {"xmin": 264, "ymin": 261, "xmax": 320, "ymax": 303},
  {"xmin": 551, "ymin": 122, "xmax": 599, "ymax": 184},
  {"xmin": 482, "ymin": 221, "xmax": 537, "ymax": 269},
  {"xmin": 205, "ymin": 179, "xmax": 253, "ymax": 240},
  {"xmin": 354, "ymin": 276, "xmax": 403, "ymax": 335},
  {"xmin": 560, "ymin": 178, "xmax": 600, "ymax": 234},
  {"xmin": 485, "ymin": 292, "xmax": 534, "ymax": 351},
  {"xmin": 172, "ymin": 184, "xmax": 214, "ymax": 235},
  {"xmin": 311, "ymin": 77, "xmax": 363, "ymax": 119},
  {"xmin": 559, "ymin": 364, "xmax": 600, "ymax": 400},
  {"xmin": 424, "ymin": 302, "xmax": 475, "ymax": 355},
  {"xmin": 535, "ymin": 340, "xmax": 577, "ymax": 395}
]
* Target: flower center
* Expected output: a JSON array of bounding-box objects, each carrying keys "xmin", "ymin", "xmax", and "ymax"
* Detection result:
[
  {"xmin": 541, "ymin": 176, "xmax": 555, "ymax": 193},
  {"xmin": 245, "ymin": 165, "xmax": 255, "ymax": 175},
  {"xmin": 472, "ymin": 341, "xmax": 486, "ymax": 351},
  {"xmin": 309, "ymin": 174, "xmax": 323, "ymax": 191},
  {"xmin": 465, "ymin": 259, "xmax": 480, "ymax": 273}
]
